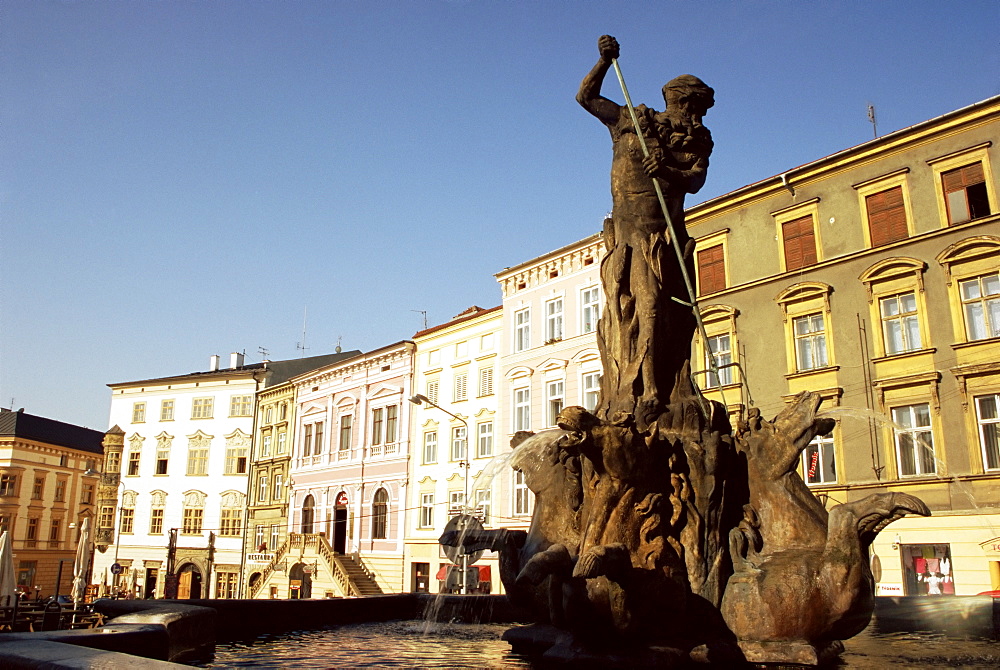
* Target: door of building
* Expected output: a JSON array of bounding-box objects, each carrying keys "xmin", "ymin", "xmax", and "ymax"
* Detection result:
[{"xmin": 333, "ymin": 506, "xmax": 348, "ymax": 553}]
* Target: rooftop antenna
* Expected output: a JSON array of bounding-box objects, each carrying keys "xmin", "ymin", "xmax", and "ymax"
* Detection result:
[
  {"xmin": 411, "ymin": 309, "xmax": 428, "ymax": 330},
  {"xmin": 296, "ymin": 307, "xmax": 309, "ymax": 357},
  {"xmin": 257, "ymin": 346, "xmax": 270, "ymax": 360},
  {"xmin": 867, "ymin": 103, "xmax": 878, "ymax": 139}
]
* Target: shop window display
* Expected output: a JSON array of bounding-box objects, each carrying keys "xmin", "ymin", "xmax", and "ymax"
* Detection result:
[{"xmin": 901, "ymin": 543, "xmax": 954, "ymax": 596}]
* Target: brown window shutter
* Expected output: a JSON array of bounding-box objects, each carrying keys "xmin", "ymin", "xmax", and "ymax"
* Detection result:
[
  {"xmin": 782, "ymin": 215, "xmax": 816, "ymax": 271},
  {"xmin": 697, "ymin": 244, "xmax": 726, "ymax": 295},
  {"xmin": 943, "ymin": 162, "xmax": 985, "ymax": 192},
  {"xmin": 867, "ymin": 186, "xmax": 908, "ymax": 247}
]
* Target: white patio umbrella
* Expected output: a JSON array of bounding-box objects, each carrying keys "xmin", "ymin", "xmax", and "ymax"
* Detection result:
[
  {"xmin": 71, "ymin": 518, "xmax": 92, "ymax": 609},
  {"xmin": 0, "ymin": 531, "xmax": 16, "ymax": 608}
]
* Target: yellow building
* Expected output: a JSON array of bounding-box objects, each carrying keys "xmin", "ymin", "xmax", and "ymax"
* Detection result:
[
  {"xmin": 0, "ymin": 408, "xmax": 104, "ymax": 599},
  {"xmin": 684, "ymin": 95, "xmax": 1000, "ymax": 595}
]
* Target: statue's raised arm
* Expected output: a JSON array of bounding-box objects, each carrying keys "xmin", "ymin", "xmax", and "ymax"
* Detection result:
[{"xmin": 576, "ymin": 35, "xmax": 622, "ymax": 125}]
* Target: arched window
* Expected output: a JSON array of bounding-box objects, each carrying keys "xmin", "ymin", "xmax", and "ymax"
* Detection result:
[
  {"xmin": 301, "ymin": 494, "xmax": 315, "ymax": 534},
  {"xmin": 371, "ymin": 488, "xmax": 388, "ymax": 540}
]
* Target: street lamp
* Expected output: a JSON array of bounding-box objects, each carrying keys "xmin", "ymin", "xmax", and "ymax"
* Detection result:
[{"xmin": 408, "ymin": 394, "xmax": 473, "ymax": 594}]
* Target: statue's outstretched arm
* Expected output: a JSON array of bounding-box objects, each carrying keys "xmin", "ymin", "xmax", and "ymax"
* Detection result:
[{"xmin": 576, "ymin": 35, "xmax": 621, "ymax": 125}]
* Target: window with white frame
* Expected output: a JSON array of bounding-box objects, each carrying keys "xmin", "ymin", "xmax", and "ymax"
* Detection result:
[
  {"xmin": 514, "ymin": 308, "xmax": 530, "ymax": 352},
  {"xmin": 313, "ymin": 421, "xmax": 324, "ymax": 455},
  {"xmin": 302, "ymin": 424, "xmax": 313, "ymax": 457},
  {"xmin": 704, "ymin": 333, "xmax": 733, "ymax": 388},
  {"xmin": 959, "ymin": 273, "xmax": 1000, "ymax": 341},
  {"xmin": 220, "ymin": 508, "xmax": 241, "ymax": 537},
  {"xmin": 892, "ymin": 403, "xmax": 936, "ymax": 477},
  {"xmin": 255, "ymin": 525, "xmax": 265, "ymax": 549},
  {"xmin": 479, "ymin": 367, "xmax": 494, "ymax": 397},
  {"xmin": 132, "ymin": 402, "xmax": 146, "ymax": 423},
  {"xmin": 230, "ymin": 395, "xmax": 253, "ymax": 417},
  {"xmin": 449, "ymin": 491, "xmax": 465, "ymax": 515},
  {"xmin": 582, "ymin": 371, "xmax": 600, "ymax": 411},
  {"xmin": 545, "ymin": 298, "xmax": 563, "ymax": 342},
  {"xmin": 338, "ymin": 415, "xmax": 352, "ymax": 452},
  {"xmin": 451, "ymin": 426, "xmax": 467, "ymax": 461},
  {"xmin": 155, "ymin": 436, "xmax": 170, "ymax": 475},
  {"xmin": 385, "ymin": 405, "xmax": 398, "ymax": 443},
  {"xmin": 581, "ymin": 286, "xmax": 601, "ymax": 334},
  {"xmin": 225, "ymin": 443, "xmax": 248, "ymax": 474},
  {"xmin": 257, "ymin": 474, "xmax": 269, "ymax": 503},
  {"xmin": 975, "ymin": 394, "xmax": 1000, "ymax": 471},
  {"xmin": 513, "ymin": 386, "xmax": 531, "ymax": 431},
  {"xmin": 149, "ymin": 507, "xmax": 164, "ymax": 534},
  {"xmin": 119, "ymin": 507, "xmax": 134, "ymax": 535},
  {"xmin": 187, "ymin": 437, "xmax": 209, "ymax": 475},
  {"xmin": 420, "ymin": 493, "xmax": 435, "ymax": 528},
  {"xmin": 273, "ymin": 473, "xmax": 284, "ymax": 501},
  {"xmin": 277, "ymin": 431, "xmax": 287, "ymax": 454},
  {"xmin": 422, "ymin": 431, "xmax": 438, "ymax": 464},
  {"xmin": 371, "ymin": 408, "xmax": 385, "ymax": 445},
  {"xmin": 454, "ymin": 373, "xmax": 468, "ymax": 402},
  {"xmin": 477, "ymin": 421, "xmax": 493, "ymax": 458},
  {"xmin": 191, "ymin": 397, "xmax": 214, "ymax": 419},
  {"xmin": 264, "ymin": 405, "xmax": 274, "ymax": 424},
  {"xmin": 127, "ymin": 449, "xmax": 141, "ymax": 476},
  {"xmin": 513, "ymin": 470, "xmax": 532, "ymax": 516},
  {"xmin": 182, "ymin": 506, "xmax": 204, "ymax": 535},
  {"xmin": 802, "ymin": 430, "xmax": 836, "ymax": 484},
  {"xmin": 426, "ymin": 380, "xmax": 439, "ymax": 404},
  {"xmin": 793, "ymin": 313, "xmax": 828, "ymax": 371},
  {"xmin": 942, "ymin": 162, "xmax": 992, "ymax": 224},
  {"xmin": 880, "ymin": 292, "xmax": 922, "ymax": 354},
  {"xmin": 475, "ymin": 489, "xmax": 491, "ymax": 525},
  {"xmin": 261, "ymin": 433, "xmax": 272, "ymax": 457},
  {"xmin": 546, "ymin": 380, "xmax": 564, "ymax": 427},
  {"xmin": 270, "ymin": 524, "xmax": 280, "ymax": 550},
  {"xmin": 160, "ymin": 399, "xmax": 174, "ymax": 421},
  {"xmin": 371, "ymin": 488, "xmax": 388, "ymax": 539}
]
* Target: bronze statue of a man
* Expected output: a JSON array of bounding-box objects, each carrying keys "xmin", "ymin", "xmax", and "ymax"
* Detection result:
[{"xmin": 577, "ymin": 35, "xmax": 715, "ymax": 426}]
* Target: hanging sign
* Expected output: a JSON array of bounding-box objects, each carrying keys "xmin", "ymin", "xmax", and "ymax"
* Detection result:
[{"xmin": 336, "ymin": 492, "xmax": 349, "ymax": 506}]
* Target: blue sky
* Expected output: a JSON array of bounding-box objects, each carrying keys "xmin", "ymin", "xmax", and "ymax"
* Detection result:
[{"xmin": 2, "ymin": 1, "xmax": 998, "ymax": 429}]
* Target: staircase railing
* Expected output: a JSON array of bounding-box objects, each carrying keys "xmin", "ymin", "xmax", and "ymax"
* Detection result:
[{"xmin": 247, "ymin": 535, "xmax": 290, "ymax": 599}]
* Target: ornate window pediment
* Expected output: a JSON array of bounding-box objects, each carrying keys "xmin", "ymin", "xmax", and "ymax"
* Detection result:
[
  {"xmin": 150, "ymin": 490, "xmax": 167, "ymax": 506},
  {"xmin": 220, "ymin": 490, "xmax": 245, "ymax": 508},
  {"xmin": 224, "ymin": 429, "xmax": 250, "ymax": 447},
  {"xmin": 936, "ymin": 235, "xmax": 1000, "ymax": 285},
  {"xmin": 775, "ymin": 282, "xmax": 833, "ymax": 321},
  {"xmin": 859, "ymin": 257, "xmax": 927, "ymax": 303},
  {"xmin": 505, "ymin": 365, "xmax": 533, "ymax": 380},
  {"xmin": 183, "ymin": 490, "xmax": 207, "ymax": 507},
  {"xmin": 186, "ymin": 430, "xmax": 213, "ymax": 448}
]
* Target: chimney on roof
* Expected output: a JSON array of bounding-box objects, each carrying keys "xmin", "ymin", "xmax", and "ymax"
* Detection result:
[
  {"xmin": 210, "ymin": 355, "xmax": 220, "ymax": 371},
  {"xmin": 230, "ymin": 352, "xmax": 244, "ymax": 369}
]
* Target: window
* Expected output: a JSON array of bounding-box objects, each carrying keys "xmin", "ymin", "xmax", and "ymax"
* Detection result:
[
  {"xmin": 420, "ymin": 493, "xmax": 435, "ymax": 528},
  {"xmin": 477, "ymin": 421, "xmax": 493, "ymax": 458},
  {"xmin": 264, "ymin": 406, "xmax": 274, "ymax": 424},
  {"xmin": 449, "ymin": 491, "xmax": 465, "ymax": 515},
  {"xmin": 277, "ymin": 431, "xmax": 287, "ymax": 454},
  {"xmin": 132, "ymin": 402, "xmax": 146, "ymax": 423},
  {"xmin": 313, "ymin": 421, "xmax": 324, "ymax": 454},
  {"xmin": 451, "ymin": 426, "xmax": 467, "ymax": 461},
  {"xmin": 793, "ymin": 313, "xmax": 828, "ymax": 371},
  {"xmin": 513, "ymin": 470, "xmax": 532, "ymax": 516},
  {"xmin": 371, "ymin": 408, "xmax": 384, "ymax": 445},
  {"xmin": 54, "ymin": 479, "xmax": 66, "ymax": 502},
  {"xmin": 230, "ymin": 395, "xmax": 253, "ymax": 417},
  {"xmin": 261, "ymin": 433, "xmax": 272, "ymax": 457},
  {"xmin": 216, "ymin": 572, "xmax": 239, "ymax": 599},
  {"xmin": 0, "ymin": 475, "xmax": 17, "ymax": 497},
  {"xmin": 98, "ymin": 505, "xmax": 114, "ymax": 529},
  {"xmin": 960, "ymin": 273, "xmax": 1000, "ymax": 341},
  {"xmin": 81, "ymin": 482, "xmax": 94, "ymax": 505},
  {"xmin": 514, "ymin": 387, "xmax": 531, "ymax": 431},
  {"xmin": 866, "ymin": 186, "xmax": 908, "ymax": 247},
  {"xmin": 49, "ymin": 518, "xmax": 62, "ymax": 545},
  {"xmin": 546, "ymin": 380, "xmax": 564, "ymax": 427},
  {"xmin": 385, "ymin": 405, "xmax": 398, "ymax": 443},
  {"xmin": 422, "ymin": 432, "xmax": 438, "ymax": 464},
  {"xmin": 149, "ymin": 508, "xmax": 164, "ymax": 535},
  {"xmin": 426, "ymin": 380, "xmax": 440, "ymax": 404},
  {"xmin": 697, "ymin": 244, "xmax": 726, "ymax": 294},
  {"xmin": 371, "ymin": 488, "xmax": 388, "ymax": 539},
  {"xmin": 703, "ymin": 334, "xmax": 733, "ymax": 388},
  {"xmin": 160, "ymin": 400, "xmax": 174, "ymax": 421},
  {"xmin": 880, "ymin": 292, "xmax": 922, "ymax": 354},
  {"xmin": 942, "ymin": 162, "xmax": 991, "ymax": 224},
  {"xmin": 155, "ymin": 438, "xmax": 170, "ymax": 475},
  {"xmin": 273, "ymin": 474, "xmax": 284, "ymax": 501},
  {"xmin": 893, "ymin": 404, "xmax": 936, "ymax": 477},
  {"xmin": 975, "ymin": 394, "xmax": 1000, "ymax": 471},
  {"xmin": 581, "ymin": 286, "xmax": 601, "ymax": 334},
  {"xmin": 182, "ymin": 506, "xmax": 204, "ymax": 534},
  {"xmin": 279, "ymin": 403, "xmax": 288, "ymax": 421},
  {"xmin": 479, "ymin": 368, "xmax": 494, "ymax": 397},
  {"xmin": 127, "ymin": 450, "xmax": 141, "ymax": 476},
  {"xmin": 0, "ymin": 515, "xmax": 8, "ymax": 534},
  {"xmin": 582, "ymin": 372, "xmax": 600, "ymax": 411},
  {"xmin": 31, "ymin": 477, "xmax": 44, "ymax": 500},
  {"xmin": 303, "ymin": 424, "xmax": 313, "ymax": 457},
  {"xmin": 454, "ymin": 373, "xmax": 468, "ymax": 402},
  {"xmin": 255, "ymin": 525, "xmax": 265, "ymax": 549},
  {"xmin": 514, "ymin": 308, "xmax": 530, "ymax": 352},
  {"xmin": 220, "ymin": 509, "xmax": 241, "ymax": 537},
  {"xmin": 258, "ymin": 475, "xmax": 269, "ymax": 503},
  {"xmin": 26, "ymin": 518, "xmax": 38, "ymax": 547},
  {"xmin": 106, "ymin": 451, "xmax": 121, "ymax": 474},
  {"xmin": 225, "ymin": 444, "xmax": 248, "ymax": 474},
  {"xmin": 778, "ymin": 215, "xmax": 817, "ymax": 272},
  {"xmin": 475, "ymin": 489, "xmax": 491, "ymax": 525},
  {"xmin": 270, "ymin": 524, "xmax": 280, "ymax": 550},
  {"xmin": 545, "ymin": 298, "xmax": 563, "ymax": 342},
  {"xmin": 187, "ymin": 438, "xmax": 209, "ymax": 475},
  {"xmin": 802, "ymin": 431, "xmax": 836, "ymax": 484},
  {"xmin": 338, "ymin": 415, "xmax": 353, "ymax": 451},
  {"xmin": 191, "ymin": 397, "xmax": 214, "ymax": 419},
  {"xmin": 120, "ymin": 507, "xmax": 134, "ymax": 534}
]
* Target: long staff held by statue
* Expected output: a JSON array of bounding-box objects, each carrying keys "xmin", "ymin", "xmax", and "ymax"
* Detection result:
[{"xmin": 610, "ymin": 57, "xmax": 731, "ymax": 408}]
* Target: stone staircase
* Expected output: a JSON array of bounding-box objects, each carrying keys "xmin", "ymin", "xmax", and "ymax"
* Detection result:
[{"xmin": 337, "ymin": 553, "xmax": 383, "ymax": 596}]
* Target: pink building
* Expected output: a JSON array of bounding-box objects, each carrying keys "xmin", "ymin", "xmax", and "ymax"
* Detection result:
[{"xmin": 289, "ymin": 341, "xmax": 415, "ymax": 593}]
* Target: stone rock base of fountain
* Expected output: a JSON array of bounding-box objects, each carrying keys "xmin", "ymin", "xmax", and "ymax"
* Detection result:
[
  {"xmin": 502, "ymin": 623, "xmax": 749, "ymax": 668},
  {"xmin": 735, "ymin": 638, "xmax": 844, "ymax": 666}
]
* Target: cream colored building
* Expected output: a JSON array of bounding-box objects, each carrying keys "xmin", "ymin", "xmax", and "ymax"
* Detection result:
[
  {"xmin": 405, "ymin": 306, "xmax": 503, "ymax": 593},
  {"xmin": 683, "ymin": 95, "xmax": 1000, "ymax": 595}
]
